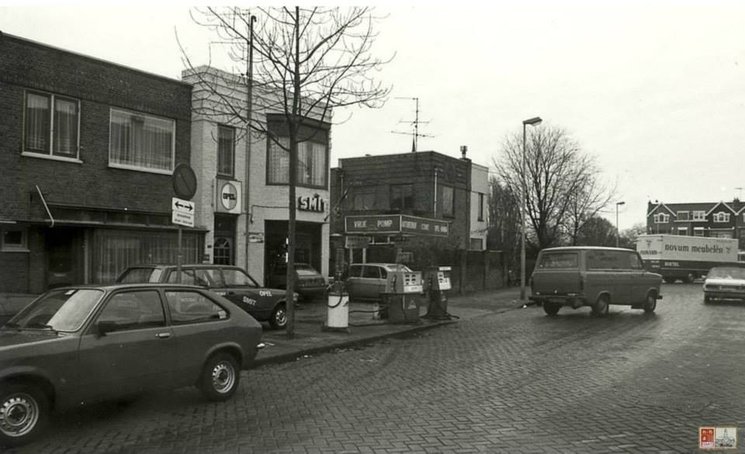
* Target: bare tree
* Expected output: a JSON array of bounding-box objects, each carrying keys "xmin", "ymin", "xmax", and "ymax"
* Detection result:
[
  {"xmin": 493, "ymin": 125, "xmax": 613, "ymax": 250},
  {"xmin": 486, "ymin": 176, "xmax": 521, "ymax": 277},
  {"xmin": 619, "ymin": 222, "xmax": 647, "ymax": 249},
  {"xmin": 563, "ymin": 169, "xmax": 615, "ymax": 245},
  {"xmin": 181, "ymin": 7, "xmax": 392, "ymax": 337}
]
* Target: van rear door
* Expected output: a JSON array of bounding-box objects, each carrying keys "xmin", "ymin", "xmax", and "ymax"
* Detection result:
[{"xmin": 532, "ymin": 251, "xmax": 582, "ymax": 297}]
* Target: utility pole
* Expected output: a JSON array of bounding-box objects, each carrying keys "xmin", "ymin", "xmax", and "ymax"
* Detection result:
[
  {"xmin": 244, "ymin": 10, "xmax": 256, "ymax": 273},
  {"xmin": 391, "ymin": 97, "xmax": 433, "ymax": 152}
]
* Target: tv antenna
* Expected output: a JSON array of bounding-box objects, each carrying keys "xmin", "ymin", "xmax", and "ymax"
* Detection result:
[{"xmin": 391, "ymin": 97, "xmax": 434, "ymax": 152}]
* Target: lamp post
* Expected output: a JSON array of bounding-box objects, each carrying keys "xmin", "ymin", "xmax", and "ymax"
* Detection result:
[
  {"xmin": 521, "ymin": 116, "xmax": 542, "ymax": 302},
  {"xmin": 616, "ymin": 201, "xmax": 625, "ymax": 247}
]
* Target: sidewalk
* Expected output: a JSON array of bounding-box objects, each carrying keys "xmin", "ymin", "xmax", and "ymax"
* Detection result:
[{"xmin": 254, "ymin": 286, "xmax": 525, "ymax": 367}]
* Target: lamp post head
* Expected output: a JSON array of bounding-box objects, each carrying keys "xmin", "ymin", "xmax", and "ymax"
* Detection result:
[
  {"xmin": 616, "ymin": 201, "xmax": 626, "ymax": 206},
  {"xmin": 523, "ymin": 117, "xmax": 543, "ymax": 126}
]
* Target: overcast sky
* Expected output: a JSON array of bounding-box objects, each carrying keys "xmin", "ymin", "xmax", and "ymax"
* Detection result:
[{"xmin": 2, "ymin": 1, "xmax": 744, "ymax": 230}]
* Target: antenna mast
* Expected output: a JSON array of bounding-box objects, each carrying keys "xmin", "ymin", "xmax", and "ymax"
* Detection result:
[{"xmin": 391, "ymin": 97, "xmax": 433, "ymax": 152}]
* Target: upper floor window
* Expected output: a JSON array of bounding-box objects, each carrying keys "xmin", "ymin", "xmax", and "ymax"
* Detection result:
[
  {"xmin": 109, "ymin": 108, "xmax": 175, "ymax": 173},
  {"xmin": 217, "ymin": 125, "xmax": 235, "ymax": 177},
  {"xmin": 391, "ymin": 184, "xmax": 414, "ymax": 210},
  {"xmin": 442, "ymin": 186, "xmax": 454, "ymax": 217},
  {"xmin": 692, "ymin": 211, "xmax": 706, "ymax": 221},
  {"xmin": 478, "ymin": 193, "xmax": 485, "ymax": 221},
  {"xmin": 713, "ymin": 212, "xmax": 730, "ymax": 223},
  {"xmin": 267, "ymin": 138, "xmax": 327, "ymax": 188},
  {"xmin": 653, "ymin": 213, "xmax": 670, "ymax": 223},
  {"xmin": 351, "ymin": 188, "xmax": 376, "ymax": 211},
  {"xmin": 24, "ymin": 91, "xmax": 80, "ymax": 159},
  {"xmin": 676, "ymin": 211, "xmax": 689, "ymax": 221}
]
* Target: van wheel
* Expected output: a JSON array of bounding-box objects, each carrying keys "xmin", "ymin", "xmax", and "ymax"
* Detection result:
[
  {"xmin": 543, "ymin": 303, "xmax": 560, "ymax": 316},
  {"xmin": 592, "ymin": 295, "xmax": 609, "ymax": 316},
  {"xmin": 643, "ymin": 293, "xmax": 657, "ymax": 313},
  {"xmin": 684, "ymin": 273, "xmax": 696, "ymax": 284}
]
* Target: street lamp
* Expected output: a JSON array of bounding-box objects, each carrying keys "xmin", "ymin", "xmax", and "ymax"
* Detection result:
[
  {"xmin": 521, "ymin": 116, "xmax": 542, "ymax": 303},
  {"xmin": 616, "ymin": 201, "xmax": 626, "ymax": 247}
]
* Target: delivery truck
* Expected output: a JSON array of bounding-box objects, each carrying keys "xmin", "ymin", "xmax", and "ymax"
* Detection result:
[{"xmin": 636, "ymin": 234, "xmax": 739, "ymax": 283}]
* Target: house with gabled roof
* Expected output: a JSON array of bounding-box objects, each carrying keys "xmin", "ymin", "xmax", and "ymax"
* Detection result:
[{"xmin": 646, "ymin": 200, "xmax": 745, "ymax": 250}]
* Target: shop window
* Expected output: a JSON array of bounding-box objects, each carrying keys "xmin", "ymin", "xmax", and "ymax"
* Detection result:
[
  {"xmin": 217, "ymin": 125, "xmax": 235, "ymax": 177},
  {"xmin": 677, "ymin": 227, "xmax": 688, "ymax": 236},
  {"xmin": 390, "ymin": 184, "xmax": 414, "ymax": 210},
  {"xmin": 693, "ymin": 227, "xmax": 705, "ymax": 237},
  {"xmin": 1, "ymin": 229, "xmax": 28, "ymax": 252},
  {"xmin": 23, "ymin": 91, "xmax": 80, "ymax": 160},
  {"xmin": 109, "ymin": 108, "xmax": 175, "ymax": 173}
]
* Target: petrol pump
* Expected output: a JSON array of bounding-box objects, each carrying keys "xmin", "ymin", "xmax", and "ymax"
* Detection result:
[
  {"xmin": 381, "ymin": 268, "xmax": 423, "ymax": 324},
  {"xmin": 423, "ymin": 266, "xmax": 452, "ymax": 320},
  {"xmin": 323, "ymin": 247, "xmax": 350, "ymax": 333}
]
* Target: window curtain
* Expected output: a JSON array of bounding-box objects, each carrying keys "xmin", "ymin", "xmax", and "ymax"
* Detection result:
[
  {"xmin": 217, "ymin": 126, "xmax": 235, "ymax": 176},
  {"xmin": 110, "ymin": 110, "xmax": 173, "ymax": 171},
  {"xmin": 25, "ymin": 93, "xmax": 50, "ymax": 152},
  {"xmin": 268, "ymin": 137, "xmax": 290, "ymax": 184},
  {"xmin": 54, "ymin": 98, "xmax": 78, "ymax": 157}
]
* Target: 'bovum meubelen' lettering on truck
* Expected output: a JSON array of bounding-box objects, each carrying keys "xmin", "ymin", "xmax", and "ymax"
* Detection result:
[{"xmin": 635, "ymin": 234, "xmax": 739, "ymax": 283}]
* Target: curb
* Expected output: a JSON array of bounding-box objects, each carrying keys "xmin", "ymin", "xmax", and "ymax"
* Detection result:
[{"xmin": 252, "ymin": 318, "xmax": 458, "ymax": 368}]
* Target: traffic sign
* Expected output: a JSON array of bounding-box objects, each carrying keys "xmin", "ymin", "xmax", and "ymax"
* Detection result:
[
  {"xmin": 172, "ymin": 197, "xmax": 195, "ymax": 228},
  {"xmin": 172, "ymin": 164, "xmax": 197, "ymax": 200}
]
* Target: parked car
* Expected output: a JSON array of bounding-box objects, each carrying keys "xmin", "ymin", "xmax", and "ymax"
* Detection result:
[
  {"xmin": 344, "ymin": 263, "xmax": 417, "ymax": 302},
  {"xmin": 703, "ymin": 266, "xmax": 745, "ymax": 303},
  {"xmin": 530, "ymin": 246, "xmax": 663, "ymax": 316},
  {"xmin": 0, "ymin": 283, "xmax": 263, "ymax": 447},
  {"xmin": 116, "ymin": 264, "xmax": 297, "ymax": 329},
  {"xmin": 267, "ymin": 263, "xmax": 327, "ymax": 302}
]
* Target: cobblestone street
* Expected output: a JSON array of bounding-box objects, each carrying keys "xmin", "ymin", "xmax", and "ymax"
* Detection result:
[{"xmin": 11, "ymin": 284, "xmax": 745, "ymax": 453}]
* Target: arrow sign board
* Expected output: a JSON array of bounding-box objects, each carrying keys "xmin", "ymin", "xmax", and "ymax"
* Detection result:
[{"xmin": 172, "ymin": 197, "xmax": 195, "ymax": 228}]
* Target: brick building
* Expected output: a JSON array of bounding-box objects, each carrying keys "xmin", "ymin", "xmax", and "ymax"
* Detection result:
[
  {"xmin": 646, "ymin": 200, "xmax": 745, "ymax": 249},
  {"xmin": 0, "ymin": 33, "xmax": 201, "ymax": 293},
  {"xmin": 182, "ymin": 66, "xmax": 331, "ymax": 284}
]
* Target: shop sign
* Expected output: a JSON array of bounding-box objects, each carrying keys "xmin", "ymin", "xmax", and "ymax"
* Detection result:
[
  {"xmin": 298, "ymin": 194, "xmax": 326, "ymax": 213},
  {"xmin": 345, "ymin": 235, "xmax": 371, "ymax": 249},
  {"xmin": 248, "ymin": 232, "xmax": 264, "ymax": 243},
  {"xmin": 344, "ymin": 214, "xmax": 449, "ymax": 237},
  {"xmin": 216, "ymin": 180, "xmax": 242, "ymax": 214}
]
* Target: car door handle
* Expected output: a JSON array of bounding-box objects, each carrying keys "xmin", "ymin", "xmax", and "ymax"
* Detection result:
[{"xmin": 156, "ymin": 332, "xmax": 171, "ymax": 339}]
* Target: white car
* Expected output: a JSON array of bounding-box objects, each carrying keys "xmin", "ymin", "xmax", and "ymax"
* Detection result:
[{"xmin": 703, "ymin": 266, "xmax": 745, "ymax": 303}]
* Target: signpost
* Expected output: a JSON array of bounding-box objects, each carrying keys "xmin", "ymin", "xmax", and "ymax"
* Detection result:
[{"xmin": 171, "ymin": 164, "xmax": 197, "ymax": 282}]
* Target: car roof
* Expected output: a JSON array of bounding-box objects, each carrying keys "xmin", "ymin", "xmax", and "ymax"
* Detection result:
[
  {"xmin": 124, "ymin": 264, "xmax": 244, "ymax": 270},
  {"xmin": 49, "ymin": 283, "xmax": 205, "ymax": 291}
]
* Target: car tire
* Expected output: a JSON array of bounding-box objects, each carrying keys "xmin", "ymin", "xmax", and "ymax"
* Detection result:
[
  {"xmin": 0, "ymin": 383, "xmax": 49, "ymax": 447},
  {"xmin": 591, "ymin": 295, "xmax": 609, "ymax": 316},
  {"xmin": 643, "ymin": 293, "xmax": 657, "ymax": 313},
  {"xmin": 543, "ymin": 303, "xmax": 560, "ymax": 316},
  {"xmin": 269, "ymin": 303, "xmax": 287, "ymax": 330},
  {"xmin": 198, "ymin": 353, "xmax": 240, "ymax": 402}
]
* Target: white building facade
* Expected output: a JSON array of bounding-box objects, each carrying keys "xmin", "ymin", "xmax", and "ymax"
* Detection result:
[{"xmin": 183, "ymin": 66, "xmax": 331, "ymax": 284}]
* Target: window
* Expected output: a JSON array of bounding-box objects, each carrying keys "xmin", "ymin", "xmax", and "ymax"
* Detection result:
[
  {"xmin": 470, "ymin": 238, "xmax": 483, "ymax": 250},
  {"xmin": 24, "ymin": 91, "xmax": 80, "ymax": 159},
  {"xmin": 165, "ymin": 291, "xmax": 227, "ymax": 324},
  {"xmin": 167, "ymin": 268, "xmax": 218, "ymax": 287},
  {"xmin": 692, "ymin": 211, "xmax": 706, "ymax": 221},
  {"xmin": 711, "ymin": 230, "xmax": 734, "ymax": 239},
  {"xmin": 587, "ymin": 250, "xmax": 638, "ymax": 270},
  {"xmin": 362, "ymin": 266, "xmax": 381, "ymax": 279},
  {"xmin": 677, "ymin": 227, "xmax": 688, "ymax": 236},
  {"xmin": 478, "ymin": 193, "xmax": 485, "ymax": 221},
  {"xmin": 217, "ymin": 125, "xmax": 235, "ymax": 177},
  {"xmin": 442, "ymin": 186, "xmax": 454, "ymax": 217},
  {"xmin": 713, "ymin": 212, "xmax": 730, "ymax": 223},
  {"xmin": 96, "ymin": 291, "xmax": 165, "ymax": 331},
  {"xmin": 222, "ymin": 268, "xmax": 259, "ymax": 287},
  {"xmin": 676, "ymin": 211, "xmax": 689, "ymax": 221},
  {"xmin": 653, "ymin": 213, "xmax": 670, "ymax": 223},
  {"xmin": 694, "ymin": 227, "xmax": 705, "ymax": 237},
  {"xmin": 537, "ymin": 252, "xmax": 578, "ymax": 269},
  {"xmin": 267, "ymin": 138, "xmax": 327, "ymax": 188},
  {"xmin": 1, "ymin": 229, "xmax": 27, "ymax": 252},
  {"xmin": 391, "ymin": 184, "xmax": 414, "ymax": 210},
  {"xmin": 351, "ymin": 188, "xmax": 376, "ymax": 210},
  {"xmin": 109, "ymin": 108, "xmax": 175, "ymax": 173}
]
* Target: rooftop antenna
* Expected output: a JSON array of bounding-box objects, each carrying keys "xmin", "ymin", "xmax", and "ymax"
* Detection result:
[{"xmin": 391, "ymin": 97, "xmax": 434, "ymax": 152}]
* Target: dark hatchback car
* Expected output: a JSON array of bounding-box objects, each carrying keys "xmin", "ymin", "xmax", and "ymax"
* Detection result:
[
  {"xmin": 0, "ymin": 284, "xmax": 263, "ymax": 447},
  {"xmin": 267, "ymin": 263, "xmax": 327, "ymax": 302},
  {"xmin": 117, "ymin": 264, "xmax": 297, "ymax": 329}
]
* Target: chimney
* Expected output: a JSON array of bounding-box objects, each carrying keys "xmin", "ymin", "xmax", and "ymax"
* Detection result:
[{"xmin": 460, "ymin": 145, "xmax": 468, "ymax": 159}]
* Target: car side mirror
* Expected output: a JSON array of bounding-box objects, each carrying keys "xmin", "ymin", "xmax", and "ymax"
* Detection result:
[{"xmin": 96, "ymin": 321, "xmax": 118, "ymax": 336}]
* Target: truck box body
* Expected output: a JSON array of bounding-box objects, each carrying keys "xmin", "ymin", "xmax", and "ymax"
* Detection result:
[{"xmin": 636, "ymin": 234, "xmax": 739, "ymax": 283}]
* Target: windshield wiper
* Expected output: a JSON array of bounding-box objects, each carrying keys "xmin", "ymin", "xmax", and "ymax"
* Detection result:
[
  {"xmin": 2, "ymin": 322, "xmax": 21, "ymax": 329},
  {"xmin": 26, "ymin": 322, "xmax": 57, "ymax": 332}
]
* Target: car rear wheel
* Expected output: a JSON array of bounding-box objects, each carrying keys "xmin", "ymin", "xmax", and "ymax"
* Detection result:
[
  {"xmin": 643, "ymin": 293, "xmax": 657, "ymax": 313},
  {"xmin": 591, "ymin": 295, "xmax": 609, "ymax": 316},
  {"xmin": 0, "ymin": 383, "xmax": 49, "ymax": 447},
  {"xmin": 198, "ymin": 353, "xmax": 240, "ymax": 402},
  {"xmin": 543, "ymin": 303, "xmax": 560, "ymax": 316},
  {"xmin": 269, "ymin": 303, "xmax": 287, "ymax": 330}
]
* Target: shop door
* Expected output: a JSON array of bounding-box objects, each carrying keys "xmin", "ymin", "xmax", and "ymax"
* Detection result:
[
  {"xmin": 214, "ymin": 215, "xmax": 236, "ymax": 265},
  {"xmin": 46, "ymin": 228, "xmax": 83, "ymax": 288}
]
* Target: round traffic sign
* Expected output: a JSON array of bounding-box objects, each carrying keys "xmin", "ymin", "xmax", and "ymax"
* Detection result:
[{"xmin": 172, "ymin": 164, "xmax": 197, "ymax": 200}]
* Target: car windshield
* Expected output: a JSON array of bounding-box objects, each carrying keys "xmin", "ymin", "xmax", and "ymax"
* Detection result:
[
  {"xmin": 382, "ymin": 264, "xmax": 413, "ymax": 272},
  {"xmin": 707, "ymin": 267, "xmax": 745, "ymax": 280},
  {"xmin": 7, "ymin": 289, "xmax": 103, "ymax": 332},
  {"xmin": 117, "ymin": 268, "xmax": 162, "ymax": 283}
]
